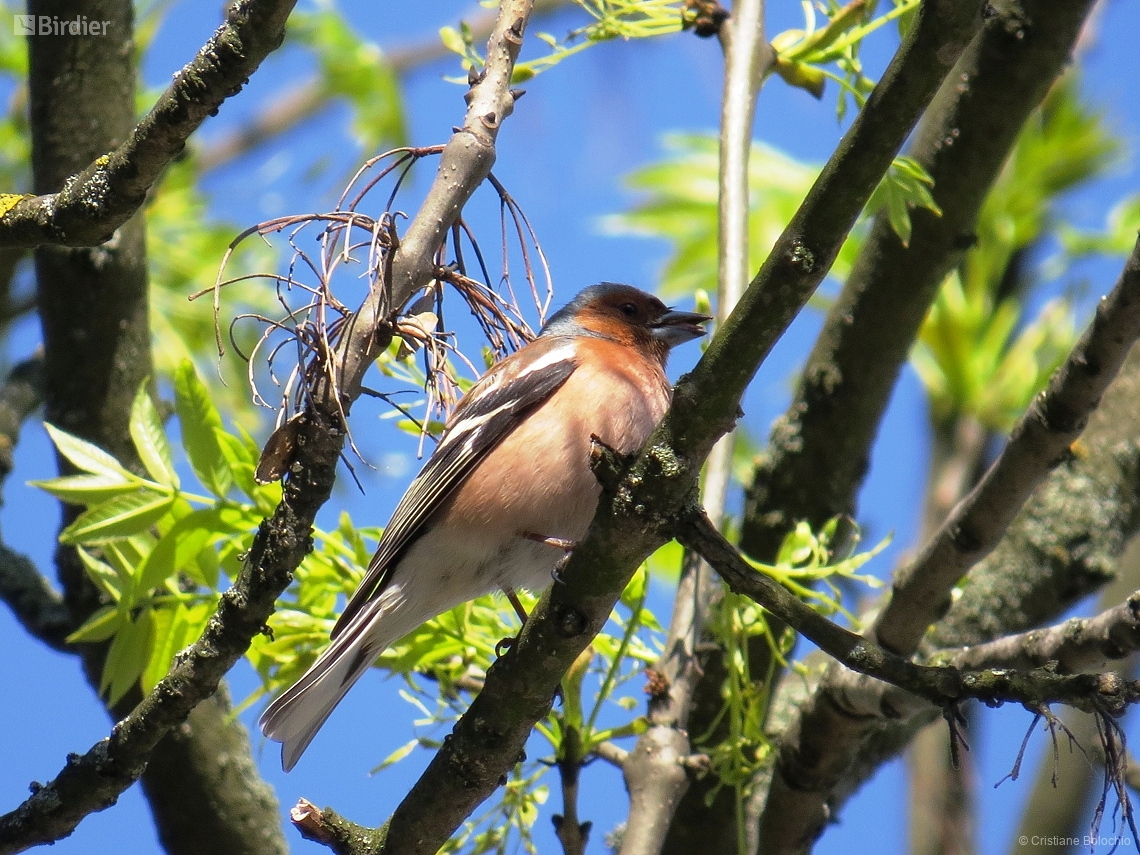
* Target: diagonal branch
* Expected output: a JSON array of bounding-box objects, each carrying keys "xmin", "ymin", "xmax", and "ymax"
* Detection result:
[
  {"xmin": 625, "ymin": 2, "xmax": 772, "ymax": 853},
  {"xmin": 873, "ymin": 233, "xmax": 1140, "ymax": 656},
  {"xmin": 743, "ymin": 0, "xmax": 1101, "ymax": 562},
  {"xmin": 757, "ymin": 235, "xmax": 1140, "ymax": 855},
  {"xmin": 677, "ymin": 508, "xmax": 1140, "ymax": 715},
  {"xmin": 0, "ymin": 3, "xmax": 534, "ymax": 851},
  {"xmin": 0, "ymin": 0, "xmax": 298, "ymax": 249},
  {"xmin": 299, "ymin": 3, "xmax": 981, "ymax": 852}
]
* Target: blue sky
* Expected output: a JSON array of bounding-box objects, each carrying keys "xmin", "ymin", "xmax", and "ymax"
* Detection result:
[{"xmin": 2, "ymin": 1, "xmax": 1140, "ymax": 853}]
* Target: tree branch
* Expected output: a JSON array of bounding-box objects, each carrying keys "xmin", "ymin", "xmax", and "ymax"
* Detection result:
[
  {"xmin": 934, "ymin": 591, "xmax": 1140, "ymax": 674},
  {"xmin": 626, "ymin": 2, "xmax": 772, "ymax": 853},
  {"xmin": 0, "ymin": 354, "xmax": 68, "ymax": 650},
  {"xmin": 742, "ymin": 0, "xmax": 1097, "ymax": 562},
  {"xmin": 0, "ymin": 0, "xmax": 298, "ymax": 249},
  {"xmin": 873, "ymin": 233, "xmax": 1140, "ymax": 655},
  {"xmin": 756, "ymin": 235, "xmax": 1140, "ymax": 855},
  {"xmin": 292, "ymin": 3, "xmax": 981, "ymax": 852},
  {"xmin": 0, "ymin": 2, "xmax": 536, "ymax": 851},
  {"xmin": 197, "ymin": 0, "xmax": 573, "ymax": 173},
  {"xmin": 677, "ymin": 508, "xmax": 1140, "ymax": 714}
]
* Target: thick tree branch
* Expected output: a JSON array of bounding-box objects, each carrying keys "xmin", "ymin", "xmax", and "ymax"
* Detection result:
[
  {"xmin": 742, "ymin": 0, "xmax": 1097, "ymax": 562},
  {"xmin": 873, "ymin": 234, "xmax": 1140, "ymax": 655},
  {"xmin": 678, "ymin": 509, "xmax": 1140, "ymax": 714},
  {"xmin": 293, "ymin": 3, "xmax": 980, "ymax": 853},
  {"xmin": 0, "ymin": 0, "xmax": 298, "ymax": 249},
  {"xmin": 627, "ymin": 2, "xmax": 772, "ymax": 854},
  {"xmin": 759, "ymin": 262, "xmax": 1140, "ymax": 855},
  {"xmin": 0, "ymin": 3, "xmax": 535, "ymax": 852}
]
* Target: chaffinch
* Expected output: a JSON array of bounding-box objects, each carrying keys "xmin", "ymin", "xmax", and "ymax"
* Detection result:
[{"xmin": 260, "ymin": 282, "xmax": 710, "ymax": 771}]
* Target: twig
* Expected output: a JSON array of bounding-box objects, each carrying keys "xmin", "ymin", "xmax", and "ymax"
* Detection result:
[
  {"xmin": 0, "ymin": 0, "xmax": 298, "ymax": 248},
  {"xmin": 592, "ymin": 740, "xmax": 630, "ymax": 769},
  {"xmin": 553, "ymin": 727, "xmax": 591, "ymax": 855}
]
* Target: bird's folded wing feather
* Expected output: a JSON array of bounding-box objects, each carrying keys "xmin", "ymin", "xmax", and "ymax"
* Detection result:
[{"xmin": 331, "ymin": 345, "xmax": 579, "ymax": 638}]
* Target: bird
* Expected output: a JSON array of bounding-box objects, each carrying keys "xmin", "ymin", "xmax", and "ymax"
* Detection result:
[{"xmin": 259, "ymin": 282, "xmax": 710, "ymax": 771}]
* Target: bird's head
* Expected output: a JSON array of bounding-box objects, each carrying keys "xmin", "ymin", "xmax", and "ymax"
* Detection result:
[{"xmin": 539, "ymin": 282, "xmax": 711, "ymax": 360}]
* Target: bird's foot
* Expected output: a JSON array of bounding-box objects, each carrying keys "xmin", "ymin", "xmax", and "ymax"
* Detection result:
[{"xmin": 523, "ymin": 532, "xmax": 577, "ymax": 552}]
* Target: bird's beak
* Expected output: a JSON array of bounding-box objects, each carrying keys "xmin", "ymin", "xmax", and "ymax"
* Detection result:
[{"xmin": 650, "ymin": 308, "xmax": 712, "ymax": 346}]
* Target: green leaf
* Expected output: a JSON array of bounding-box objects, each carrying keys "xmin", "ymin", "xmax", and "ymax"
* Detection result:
[
  {"xmin": 592, "ymin": 716, "xmax": 649, "ymax": 743},
  {"xmin": 439, "ymin": 25, "xmax": 467, "ymax": 56},
  {"xmin": 60, "ymin": 490, "xmax": 175, "ymax": 544},
  {"xmin": 136, "ymin": 508, "xmax": 225, "ymax": 593},
  {"xmin": 29, "ymin": 473, "xmax": 141, "ymax": 505},
  {"xmin": 75, "ymin": 546, "xmax": 125, "ymax": 603},
  {"xmin": 865, "ymin": 156, "xmax": 941, "ymax": 247},
  {"xmin": 174, "ymin": 361, "xmax": 233, "ymax": 497},
  {"xmin": 143, "ymin": 603, "xmax": 212, "ymax": 694},
  {"xmin": 130, "ymin": 382, "xmax": 178, "ymax": 488},
  {"xmin": 44, "ymin": 423, "xmax": 135, "ymax": 480},
  {"xmin": 773, "ymin": 58, "xmax": 826, "ymax": 99},
  {"xmin": 66, "ymin": 605, "xmax": 122, "ymax": 644},
  {"xmin": 141, "ymin": 605, "xmax": 177, "ymax": 693},
  {"xmin": 101, "ymin": 608, "xmax": 154, "ymax": 706},
  {"xmin": 372, "ymin": 737, "xmax": 420, "ymax": 773}
]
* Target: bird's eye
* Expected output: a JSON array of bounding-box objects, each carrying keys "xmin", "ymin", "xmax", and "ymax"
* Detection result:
[{"xmin": 618, "ymin": 302, "xmax": 638, "ymax": 317}]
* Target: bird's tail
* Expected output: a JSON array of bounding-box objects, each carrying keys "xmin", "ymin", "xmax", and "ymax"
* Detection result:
[{"xmin": 259, "ymin": 597, "xmax": 396, "ymax": 771}]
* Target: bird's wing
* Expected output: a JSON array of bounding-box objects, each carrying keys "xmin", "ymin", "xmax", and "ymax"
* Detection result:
[{"xmin": 331, "ymin": 343, "xmax": 579, "ymax": 638}]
